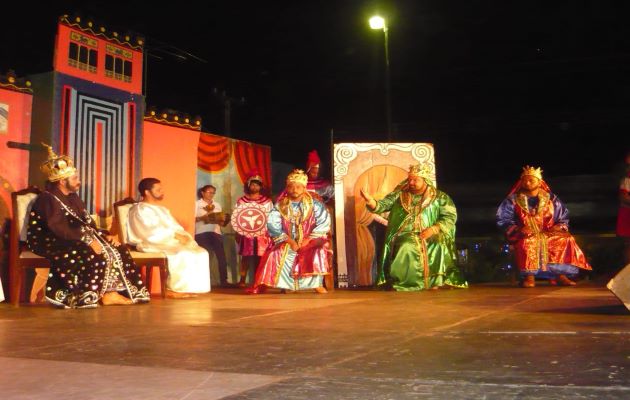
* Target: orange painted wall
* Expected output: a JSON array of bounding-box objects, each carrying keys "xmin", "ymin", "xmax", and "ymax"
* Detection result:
[
  {"xmin": 141, "ymin": 121, "xmax": 200, "ymax": 234},
  {"xmin": 53, "ymin": 24, "xmax": 143, "ymax": 94},
  {"xmin": 0, "ymin": 88, "xmax": 33, "ymax": 218}
]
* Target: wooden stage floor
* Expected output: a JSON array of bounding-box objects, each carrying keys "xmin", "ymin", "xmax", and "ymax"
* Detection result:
[{"xmin": 1, "ymin": 280, "xmax": 629, "ymax": 399}]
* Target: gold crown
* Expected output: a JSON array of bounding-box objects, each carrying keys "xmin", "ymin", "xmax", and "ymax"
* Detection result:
[
  {"xmin": 520, "ymin": 165, "xmax": 543, "ymax": 180},
  {"xmin": 40, "ymin": 143, "xmax": 77, "ymax": 182},
  {"xmin": 286, "ymin": 169, "xmax": 308, "ymax": 186},
  {"xmin": 408, "ymin": 163, "xmax": 432, "ymax": 178}
]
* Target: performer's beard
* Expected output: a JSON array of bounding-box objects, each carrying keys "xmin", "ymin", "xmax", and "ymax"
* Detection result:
[
  {"xmin": 409, "ymin": 187, "xmax": 427, "ymax": 195},
  {"xmin": 287, "ymin": 189, "xmax": 305, "ymax": 201},
  {"xmin": 519, "ymin": 178, "xmax": 541, "ymax": 196},
  {"xmin": 62, "ymin": 179, "xmax": 81, "ymax": 193},
  {"xmin": 407, "ymin": 180, "xmax": 427, "ymax": 194},
  {"xmin": 307, "ymin": 165, "xmax": 319, "ymax": 180},
  {"xmin": 149, "ymin": 191, "xmax": 164, "ymax": 201},
  {"xmin": 248, "ymin": 182, "xmax": 262, "ymax": 195}
]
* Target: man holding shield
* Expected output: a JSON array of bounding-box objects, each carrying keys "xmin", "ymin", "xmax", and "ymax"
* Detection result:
[{"xmin": 232, "ymin": 170, "xmax": 273, "ymax": 287}]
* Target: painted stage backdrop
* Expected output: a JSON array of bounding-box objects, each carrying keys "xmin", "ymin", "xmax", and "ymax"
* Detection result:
[
  {"xmin": 0, "ymin": 74, "xmax": 33, "ymax": 234},
  {"xmin": 333, "ymin": 143, "xmax": 436, "ymax": 288},
  {"xmin": 196, "ymin": 133, "xmax": 271, "ymax": 284},
  {"xmin": 0, "ymin": 15, "xmax": 273, "ymax": 299},
  {"xmin": 0, "ymin": 74, "xmax": 33, "ymax": 300},
  {"xmin": 27, "ymin": 15, "xmax": 145, "ymax": 227}
]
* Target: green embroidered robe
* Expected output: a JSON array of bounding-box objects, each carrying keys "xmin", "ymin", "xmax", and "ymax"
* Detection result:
[{"xmin": 372, "ymin": 185, "xmax": 467, "ymax": 291}]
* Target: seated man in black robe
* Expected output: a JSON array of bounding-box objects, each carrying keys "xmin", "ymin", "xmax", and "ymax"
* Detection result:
[{"xmin": 27, "ymin": 144, "xmax": 150, "ymax": 308}]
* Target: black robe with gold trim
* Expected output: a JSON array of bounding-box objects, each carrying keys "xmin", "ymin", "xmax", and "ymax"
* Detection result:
[{"xmin": 27, "ymin": 187, "xmax": 149, "ymax": 308}]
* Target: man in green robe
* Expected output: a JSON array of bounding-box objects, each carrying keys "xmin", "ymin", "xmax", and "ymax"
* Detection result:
[{"xmin": 360, "ymin": 163, "xmax": 467, "ymax": 291}]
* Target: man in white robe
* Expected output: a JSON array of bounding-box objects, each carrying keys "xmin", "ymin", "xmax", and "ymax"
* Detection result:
[{"xmin": 127, "ymin": 178, "xmax": 211, "ymax": 297}]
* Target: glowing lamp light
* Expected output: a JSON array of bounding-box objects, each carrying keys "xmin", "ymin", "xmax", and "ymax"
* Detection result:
[
  {"xmin": 369, "ymin": 16, "xmax": 385, "ymax": 30},
  {"xmin": 174, "ymin": 116, "xmax": 179, "ymax": 121},
  {"xmin": 150, "ymin": 110, "xmax": 156, "ymax": 116},
  {"xmin": 162, "ymin": 113, "xmax": 168, "ymax": 118}
]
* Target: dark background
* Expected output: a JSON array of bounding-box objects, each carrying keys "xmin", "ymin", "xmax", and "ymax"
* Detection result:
[{"xmin": 2, "ymin": 0, "xmax": 630, "ymax": 184}]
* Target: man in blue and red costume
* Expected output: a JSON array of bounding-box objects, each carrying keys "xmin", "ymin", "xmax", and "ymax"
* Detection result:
[
  {"xmin": 249, "ymin": 169, "xmax": 331, "ymax": 294},
  {"xmin": 496, "ymin": 166, "xmax": 592, "ymax": 287}
]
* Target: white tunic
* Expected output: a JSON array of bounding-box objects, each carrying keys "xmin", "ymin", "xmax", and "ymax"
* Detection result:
[
  {"xmin": 126, "ymin": 202, "xmax": 211, "ymax": 293},
  {"xmin": 194, "ymin": 199, "xmax": 223, "ymax": 235}
]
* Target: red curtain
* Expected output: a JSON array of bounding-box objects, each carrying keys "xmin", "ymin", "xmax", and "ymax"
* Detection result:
[
  {"xmin": 233, "ymin": 140, "xmax": 271, "ymax": 186},
  {"xmin": 198, "ymin": 133, "xmax": 231, "ymax": 172}
]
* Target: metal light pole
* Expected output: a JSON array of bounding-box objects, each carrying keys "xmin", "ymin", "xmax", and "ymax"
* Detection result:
[
  {"xmin": 369, "ymin": 15, "xmax": 392, "ymax": 142},
  {"xmin": 212, "ymin": 88, "xmax": 245, "ymax": 137}
]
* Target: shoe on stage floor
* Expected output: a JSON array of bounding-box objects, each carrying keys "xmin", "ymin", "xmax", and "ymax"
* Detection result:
[
  {"xmin": 557, "ymin": 275, "xmax": 577, "ymax": 286},
  {"xmin": 246, "ymin": 285, "xmax": 266, "ymax": 295},
  {"xmin": 101, "ymin": 292, "xmax": 133, "ymax": 305},
  {"xmin": 522, "ymin": 275, "xmax": 535, "ymax": 288}
]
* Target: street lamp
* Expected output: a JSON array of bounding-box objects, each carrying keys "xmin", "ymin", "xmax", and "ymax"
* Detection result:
[{"xmin": 369, "ymin": 15, "xmax": 392, "ymax": 141}]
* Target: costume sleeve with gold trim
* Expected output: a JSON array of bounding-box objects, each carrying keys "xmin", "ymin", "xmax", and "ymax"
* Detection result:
[
  {"xmin": 372, "ymin": 190, "xmax": 401, "ymax": 214},
  {"xmin": 309, "ymin": 200, "xmax": 330, "ymax": 239},
  {"xmin": 551, "ymin": 194, "xmax": 569, "ymax": 230},
  {"xmin": 267, "ymin": 207, "xmax": 288, "ymax": 244},
  {"xmin": 496, "ymin": 195, "xmax": 519, "ymax": 240},
  {"xmin": 435, "ymin": 191, "xmax": 457, "ymax": 238}
]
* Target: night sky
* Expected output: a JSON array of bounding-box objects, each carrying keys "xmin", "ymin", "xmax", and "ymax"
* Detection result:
[{"xmin": 2, "ymin": 1, "xmax": 630, "ymax": 184}]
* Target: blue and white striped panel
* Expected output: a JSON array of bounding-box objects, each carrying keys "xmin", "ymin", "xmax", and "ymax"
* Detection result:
[{"xmin": 66, "ymin": 89, "xmax": 130, "ymax": 217}]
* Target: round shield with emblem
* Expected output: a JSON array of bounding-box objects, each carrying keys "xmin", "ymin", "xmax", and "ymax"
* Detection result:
[{"xmin": 231, "ymin": 201, "xmax": 269, "ymax": 238}]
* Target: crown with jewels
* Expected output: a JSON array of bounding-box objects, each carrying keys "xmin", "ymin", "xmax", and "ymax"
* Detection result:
[
  {"xmin": 286, "ymin": 169, "xmax": 308, "ymax": 186},
  {"xmin": 520, "ymin": 165, "xmax": 543, "ymax": 180},
  {"xmin": 408, "ymin": 163, "xmax": 432, "ymax": 179},
  {"xmin": 40, "ymin": 143, "xmax": 77, "ymax": 182}
]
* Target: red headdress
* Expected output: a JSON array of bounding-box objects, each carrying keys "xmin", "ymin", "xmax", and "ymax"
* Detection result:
[{"xmin": 306, "ymin": 150, "xmax": 321, "ymax": 172}]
